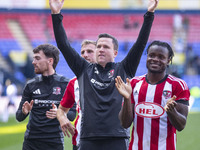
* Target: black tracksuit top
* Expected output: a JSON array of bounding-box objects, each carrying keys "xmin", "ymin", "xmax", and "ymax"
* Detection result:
[
  {"xmin": 52, "ymin": 11, "xmax": 154, "ymax": 139},
  {"xmin": 16, "ymin": 74, "xmax": 69, "ymax": 143}
]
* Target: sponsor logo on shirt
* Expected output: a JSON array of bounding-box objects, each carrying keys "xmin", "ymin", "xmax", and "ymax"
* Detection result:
[
  {"xmin": 34, "ymin": 99, "xmax": 60, "ymax": 107},
  {"xmin": 91, "ymin": 78, "xmax": 110, "ymax": 88},
  {"xmin": 135, "ymin": 102, "xmax": 165, "ymax": 118},
  {"xmin": 163, "ymin": 90, "xmax": 172, "ymax": 99},
  {"xmin": 33, "ymin": 89, "xmax": 41, "ymax": 95},
  {"xmin": 53, "ymin": 87, "xmax": 61, "ymax": 95}
]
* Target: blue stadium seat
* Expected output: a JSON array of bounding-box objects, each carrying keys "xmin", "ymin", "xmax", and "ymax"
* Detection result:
[
  {"xmin": 56, "ymin": 53, "xmax": 75, "ymax": 79},
  {"xmin": 31, "ymin": 40, "xmax": 46, "ymax": 48},
  {"xmin": 182, "ymin": 75, "xmax": 200, "ymax": 89},
  {"xmin": 191, "ymin": 42, "xmax": 200, "ymax": 56},
  {"xmin": 0, "ymin": 39, "xmax": 21, "ymax": 56}
]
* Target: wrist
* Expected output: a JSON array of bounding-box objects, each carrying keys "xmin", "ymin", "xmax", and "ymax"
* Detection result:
[
  {"xmin": 57, "ymin": 113, "xmax": 66, "ymax": 121},
  {"xmin": 125, "ymin": 95, "xmax": 131, "ymax": 101},
  {"xmin": 22, "ymin": 109, "xmax": 28, "ymax": 115},
  {"xmin": 51, "ymin": 10, "xmax": 61, "ymax": 14}
]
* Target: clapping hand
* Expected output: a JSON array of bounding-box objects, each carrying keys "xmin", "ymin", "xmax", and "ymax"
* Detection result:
[
  {"xmin": 164, "ymin": 95, "xmax": 177, "ymax": 112},
  {"xmin": 22, "ymin": 100, "xmax": 34, "ymax": 115},
  {"xmin": 46, "ymin": 103, "xmax": 58, "ymax": 119},
  {"xmin": 115, "ymin": 76, "xmax": 132, "ymax": 100}
]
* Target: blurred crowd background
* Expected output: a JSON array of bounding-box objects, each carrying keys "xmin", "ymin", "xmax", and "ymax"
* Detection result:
[{"xmin": 0, "ymin": 0, "xmax": 200, "ymax": 121}]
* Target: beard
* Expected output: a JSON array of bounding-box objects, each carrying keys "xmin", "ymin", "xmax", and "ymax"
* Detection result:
[{"xmin": 34, "ymin": 67, "xmax": 42, "ymax": 74}]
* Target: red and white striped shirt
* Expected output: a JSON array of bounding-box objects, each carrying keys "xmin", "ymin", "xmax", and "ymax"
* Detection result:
[
  {"xmin": 129, "ymin": 74, "xmax": 190, "ymax": 150},
  {"xmin": 60, "ymin": 77, "xmax": 81, "ymax": 146}
]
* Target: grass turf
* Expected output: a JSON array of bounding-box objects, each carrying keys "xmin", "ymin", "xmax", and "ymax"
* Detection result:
[
  {"xmin": 0, "ymin": 112, "xmax": 199, "ymax": 150},
  {"xmin": 0, "ymin": 115, "xmax": 72, "ymax": 150},
  {"xmin": 176, "ymin": 112, "xmax": 200, "ymax": 150}
]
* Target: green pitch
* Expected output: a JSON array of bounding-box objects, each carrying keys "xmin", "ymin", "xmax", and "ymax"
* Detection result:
[
  {"xmin": 0, "ymin": 112, "xmax": 199, "ymax": 150},
  {"xmin": 177, "ymin": 112, "xmax": 200, "ymax": 150},
  {"xmin": 0, "ymin": 115, "xmax": 72, "ymax": 150}
]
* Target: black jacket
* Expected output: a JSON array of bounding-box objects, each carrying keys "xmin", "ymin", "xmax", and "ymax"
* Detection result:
[
  {"xmin": 16, "ymin": 74, "xmax": 69, "ymax": 143},
  {"xmin": 52, "ymin": 12, "xmax": 154, "ymax": 139}
]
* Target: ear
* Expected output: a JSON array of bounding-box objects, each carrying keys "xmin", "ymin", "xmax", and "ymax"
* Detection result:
[
  {"xmin": 113, "ymin": 50, "xmax": 118, "ymax": 58},
  {"xmin": 48, "ymin": 58, "xmax": 54, "ymax": 66},
  {"xmin": 167, "ymin": 57, "xmax": 171, "ymax": 65}
]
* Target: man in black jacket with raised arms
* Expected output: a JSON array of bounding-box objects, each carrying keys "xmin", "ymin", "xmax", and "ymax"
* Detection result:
[{"xmin": 50, "ymin": 0, "xmax": 159, "ymax": 149}]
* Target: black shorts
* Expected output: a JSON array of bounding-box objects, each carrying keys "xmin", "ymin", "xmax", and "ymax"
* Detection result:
[
  {"xmin": 79, "ymin": 138, "xmax": 129, "ymax": 150},
  {"xmin": 23, "ymin": 139, "xmax": 64, "ymax": 150}
]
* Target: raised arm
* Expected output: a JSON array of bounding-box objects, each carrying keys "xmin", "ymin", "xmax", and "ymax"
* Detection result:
[
  {"xmin": 115, "ymin": 76, "xmax": 134, "ymax": 128},
  {"xmin": 123, "ymin": 0, "xmax": 159, "ymax": 78},
  {"xmin": 50, "ymin": 0, "xmax": 88, "ymax": 77}
]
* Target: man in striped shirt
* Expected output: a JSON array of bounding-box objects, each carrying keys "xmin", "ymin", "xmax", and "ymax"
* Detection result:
[
  {"xmin": 115, "ymin": 40, "xmax": 190, "ymax": 150},
  {"xmin": 58, "ymin": 40, "xmax": 96, "ymax": 150}
]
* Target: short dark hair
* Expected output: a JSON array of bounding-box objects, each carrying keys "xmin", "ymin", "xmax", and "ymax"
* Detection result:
[
  {"xmin": 146, "ymin": 40, "xmax": 174, "ymax": 63},
  {"xmin": 97, "ymin": 33, "xmax": 118, "ymax": 51},
  {"xmin": 33, "ymin": 44, "xmax": 60, "ymax": 69}
]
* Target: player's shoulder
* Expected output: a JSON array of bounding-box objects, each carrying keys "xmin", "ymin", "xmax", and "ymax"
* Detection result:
[
  {"xmin": 26, "ymin": 75, "xmax": 41, "ymax": 84},
  {"xmin": 68, "ymin": 77, "xmax": 78, "ymax": 86},
  {"xmin": 131, "ymin": 74, "xmax": 146, "ymax": 82},
  {"xmin": 167, "ymin": 74, "xmax": 189, "ymax": 90},
  {"xmin": 54, "ymin": 74, "xmax": 69, "ymax": 83},
  {"xmin": 167, "ymin": 74, "xmax": 187, "ymax": 83},
  {"xmin": 69, "ymin": 77, "xmax": 77, "ymax": 83},
  {"xmin": 130, "ymin": 74, "xmax": 146, "ymax": 87}
]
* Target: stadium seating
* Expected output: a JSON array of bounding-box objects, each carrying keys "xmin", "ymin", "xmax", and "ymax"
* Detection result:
[
  {"xmin": 0, "ymin": 11, "xmax": 200, "ymax": 86},
  {"xmin": 187, "ymin": 15, "xmax": 200, "ymax": 42},
  {"xmin": 0, "ymin": 15, "xmax": 22, "ymax": 56},
  {"xmin": 183, "ymin": 75, "xmax": 200, "ymax": 89},
  {"xmin": 0, "ymin": 39, "xmax": 21, "ymax": 57}
]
